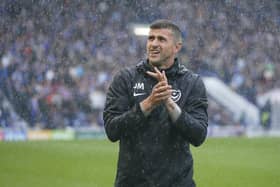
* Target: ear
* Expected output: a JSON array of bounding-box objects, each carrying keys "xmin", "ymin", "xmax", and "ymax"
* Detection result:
[{"xmin": 174, "ymin": 42, "xmax": 182, "ymax": 53}]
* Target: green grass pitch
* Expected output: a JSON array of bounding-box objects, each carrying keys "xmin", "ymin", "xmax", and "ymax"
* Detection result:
[{"xmin": 0, "ymin": 138, "xmax": 279, "ymax": 187}]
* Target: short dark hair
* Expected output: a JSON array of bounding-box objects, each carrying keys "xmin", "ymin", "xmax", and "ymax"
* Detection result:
[{"xmin": 150, "ymin": 19, "xmax": 183, "ymax": 43}]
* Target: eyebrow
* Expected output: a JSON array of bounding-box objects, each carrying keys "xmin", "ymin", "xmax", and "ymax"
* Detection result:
[{"xmin": 148, "ymin": 35, "xmax": 167, "ymax": 41}]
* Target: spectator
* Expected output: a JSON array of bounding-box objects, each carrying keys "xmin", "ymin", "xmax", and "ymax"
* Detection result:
[{"xmin": 0, "ymin": 0, "xmax": 279, "ymax": 129}]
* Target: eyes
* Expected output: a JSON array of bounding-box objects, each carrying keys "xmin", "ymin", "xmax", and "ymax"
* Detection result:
[{"xmin": 148, "ymin": 35, "xmax": 167, "ymax": 43}]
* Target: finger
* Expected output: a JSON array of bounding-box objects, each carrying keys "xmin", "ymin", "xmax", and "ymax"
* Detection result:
[
  {"xmin": 154, "ymin": 66, "xmax": 161, "ymax": 74},
  {"xmin": 157, "ymin": 89, "xmax": 172, "ymax": 95},
  {"xmin": 146, "ymin": 71, "xmax": 158, "ymax": 79},
  {"xmin": 147, "ymin": 70, "xmax": 162, "ymax": 81},
  {"xmin": 154, "ymin": 85, "xmax": 172, "ymax": 92},
  {"xmin": 162, "ymin": 70, "xmax": 168, "ymax": 82},
  {"xmin": 154, "ymin": 92, "xmax": 172, "ymax": 101},
  {"xmin": 154, "ymin": 81, "xmax": 169, "ymax": 88},
  {"xmin": 154, "ymin": 67, "xmax": 165, "ymax": 81},
  {"xmin": 157, "ymin": 94, "xmax": 171, "ymax": 101}
]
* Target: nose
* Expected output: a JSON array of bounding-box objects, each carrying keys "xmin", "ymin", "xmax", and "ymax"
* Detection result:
[{"xmin": 150, "ymin": 38, "xmax": 159, "ymax": 47}]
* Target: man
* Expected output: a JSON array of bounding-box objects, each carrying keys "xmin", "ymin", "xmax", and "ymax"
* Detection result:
[{"xmin": 103, "ymin": 19, "xmax": 208, "ymax": 187}]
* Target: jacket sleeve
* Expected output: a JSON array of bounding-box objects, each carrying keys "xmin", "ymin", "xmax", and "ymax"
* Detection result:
[
  {"xmin": 103, "ymin": 69, "xmax": 146, "ymax": 142},
  {"xmin": 173, "ymin": 76, "xmax": 208, "ymax": 147}
]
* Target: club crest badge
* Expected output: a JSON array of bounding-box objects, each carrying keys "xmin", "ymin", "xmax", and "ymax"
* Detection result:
[{"xmin": 171, "ymin": 89, "xmax": 181, "ymax": 102}]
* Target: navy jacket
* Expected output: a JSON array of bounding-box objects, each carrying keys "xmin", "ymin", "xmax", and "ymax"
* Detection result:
[{"xmin": 103, "ymin": 59, "xmax": 208, "ymax": 187}]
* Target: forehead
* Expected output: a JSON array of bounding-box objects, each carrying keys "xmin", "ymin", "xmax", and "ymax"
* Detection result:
[{"xmin": 148, "ymin": 28, "xmax": 174, "ymax": 39}]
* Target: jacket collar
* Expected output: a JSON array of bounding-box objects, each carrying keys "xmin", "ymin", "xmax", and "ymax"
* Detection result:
[{"xmin": 136, "ymin": 58, "xmax": 188, "ymax": 78}]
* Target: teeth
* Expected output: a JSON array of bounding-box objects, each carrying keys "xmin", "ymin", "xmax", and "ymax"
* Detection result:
[{"xmin": 150, "ymin": 51, "xmax": 159, "ymax": 54}]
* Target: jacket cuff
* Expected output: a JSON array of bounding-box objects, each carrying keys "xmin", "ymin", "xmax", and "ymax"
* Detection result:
[{"xmin": 172, "ymin": 111, "xmax": 187, "ymax": 131}]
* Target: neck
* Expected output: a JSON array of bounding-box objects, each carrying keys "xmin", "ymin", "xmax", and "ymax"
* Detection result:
[{"xmin": 150, "ymin": 58, "xmax": 175, "ymax": 70}]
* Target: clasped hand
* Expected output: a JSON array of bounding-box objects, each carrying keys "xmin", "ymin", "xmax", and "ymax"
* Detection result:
[{"xmin": 146, "ymin": 67, "xmax": 172, "ymax": 106}]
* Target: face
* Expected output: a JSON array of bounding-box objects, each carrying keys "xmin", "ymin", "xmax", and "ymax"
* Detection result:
[{"xmin": 146, "ymin": 28, "xmax": 181, "ymax": 69}]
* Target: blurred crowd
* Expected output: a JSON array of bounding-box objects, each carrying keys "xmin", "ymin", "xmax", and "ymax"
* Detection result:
[{"xmin": 0, "ymin": 0, "xmax": 279, "ymax": 129}]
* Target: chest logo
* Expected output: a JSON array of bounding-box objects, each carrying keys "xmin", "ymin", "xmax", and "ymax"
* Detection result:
[
  {"xmin": 133, "ymin": 83, "xmax": 144, "ymax": 90},
  {"xmin": 133, "ymin": 82, "xmax": 146, "ymax": 97},
  {"xmin": 171, "ymin": 89, "xmax": 181, "ymax": 102}
]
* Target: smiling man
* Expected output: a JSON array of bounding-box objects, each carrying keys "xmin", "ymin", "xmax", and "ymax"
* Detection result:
[
  {"xmin": 146, "ymin": 21, "xmax": 182, "ymax": 69},
  {"xmin": 103, "ymin": 19, "xmax": 208, "ymax": 187}
]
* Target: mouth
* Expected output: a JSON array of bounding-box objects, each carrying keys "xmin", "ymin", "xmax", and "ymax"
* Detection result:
[{"xmin": 149, "ymin": 50, "xmax": 160, "ymax": 56}]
